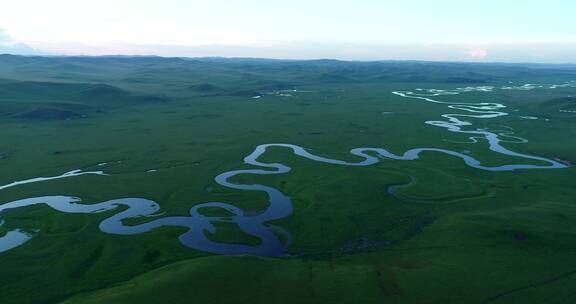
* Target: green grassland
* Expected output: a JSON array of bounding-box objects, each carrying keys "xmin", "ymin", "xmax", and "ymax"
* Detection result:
[{"xmin": 0, "ymin": 55, "xmax": 575, "ymax": 303}]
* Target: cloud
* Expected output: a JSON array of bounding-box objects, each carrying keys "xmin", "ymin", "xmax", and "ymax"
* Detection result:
[
  {"xmin": 467, "ymin": 47, "xmax": 489, "ymax": 59},
  {"xmin": 0, "ymin": 28, "xmax": 43, "ymax": 55}
]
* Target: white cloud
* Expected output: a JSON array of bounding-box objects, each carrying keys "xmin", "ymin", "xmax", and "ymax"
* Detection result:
[{"xmin": 467, "ymin": 47, "xmax": 489, "ymax": 59}]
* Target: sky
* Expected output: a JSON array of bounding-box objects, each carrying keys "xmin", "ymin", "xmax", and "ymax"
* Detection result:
[{"xmin": 0, "ymin": 0, "xmax": 575, "ymax": 62}]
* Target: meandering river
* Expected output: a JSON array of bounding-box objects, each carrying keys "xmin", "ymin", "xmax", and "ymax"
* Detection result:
[{"xmin": 0, "ymin": 82, "xmax": 572, "ymax": 256}]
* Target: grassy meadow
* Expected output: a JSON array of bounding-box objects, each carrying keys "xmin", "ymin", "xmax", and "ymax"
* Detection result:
[{"xmin": 0, "ymin": 55, "xmax": 575, "ymax": 303}]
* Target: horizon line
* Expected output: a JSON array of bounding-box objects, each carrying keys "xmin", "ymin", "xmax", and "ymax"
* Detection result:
[{"xmin": 1, "ymin": 53, "xmax": 576, "ymax": 66}]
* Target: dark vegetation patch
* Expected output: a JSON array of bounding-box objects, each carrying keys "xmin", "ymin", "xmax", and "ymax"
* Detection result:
[
  {"xmin": 186, "ymin": 114, "xmax": 220, "ymax": 120},
  {"xmin": 444, "ymin": 76, "xmax": 489, "ymax": 84},
  {"xmin": 69, "ymin": 245, "xmax": 103, "ymax": 279},
  {"xmin": 312, "ymin": 73, "xmax": 358, "ymax": 83},
  {"xmin": 14, "ymin": 107, "xmax": 83, "ymax": 120},
  {"xmin": 257, "ymin": 83, "xmax": 295, "ymax": 91},
  {"xmin": 482, "ymin": 268, "xmax": 576, "ymax": 303},
  {"xmin": 226, "ymin": 89, "xmax": 262, "ymax": 97},
  {"xmin": 188, "ymin": 83, "xmax": 223, "ymax": 92},
  {"xmin": 541, "ymin": 96, "xmax": 576, "ymax": 110},
  {"xmin": 189, "ymin": 82, "xmax": 297, "ymax": 97},
  {"xmin": 143, "ymin": 248, "xmax": 161, "ymax": 264},
  {"xmin": 75, "ymin": 84, "xmax": 127, "ymax": 98},
  {"xmin": 130, "ymin": 94, "xmax": 168, "ymax": 103},
  {"xmin": 0, "ymin": 80, "xmax": 168, "ymax": 105}
]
